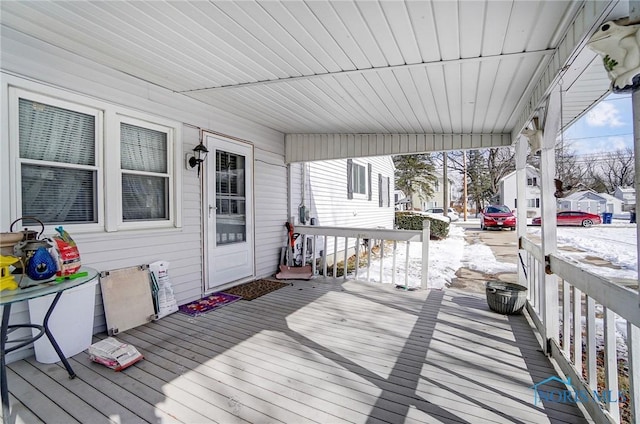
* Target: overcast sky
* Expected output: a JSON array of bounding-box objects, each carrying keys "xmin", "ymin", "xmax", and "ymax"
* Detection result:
[{"xmin": 563, "ymin": 93, "xmax": 633, "ymax": 156}]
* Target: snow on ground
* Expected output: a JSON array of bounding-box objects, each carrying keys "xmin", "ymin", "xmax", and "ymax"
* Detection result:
[
  {"xmin": 364, "ymin": 218, "xmax": 637, "ymax": 290},
  {"xmin": 364, "ymin": 224, "xmax": 466, "ymax": 289},
  {"xmin": 527, "ymin": 221, "xmax": 637, "ymax": 280}
]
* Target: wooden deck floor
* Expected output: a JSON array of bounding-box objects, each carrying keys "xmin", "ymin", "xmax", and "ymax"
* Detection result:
[{"xmin": 3, "ymin": 279, "xmax": 589, "ymax": 424}]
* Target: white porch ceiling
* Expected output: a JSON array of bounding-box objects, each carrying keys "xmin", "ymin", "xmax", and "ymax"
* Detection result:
[{"xmin": 0, "ymin": 0, "xmax": 624, "ymax": 155}]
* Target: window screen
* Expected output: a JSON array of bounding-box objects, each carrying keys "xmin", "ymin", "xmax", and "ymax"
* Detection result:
[
  {"xmin": 120, "ymin": 123, "xmax": 170, "ymax": 221},
  {"xmin": 352, "ymin": 163, "xmax": 366, "ymax": 194},
  {"xmin": 18, "ymin": 98, "xmax": 97, "ymax": 224}
]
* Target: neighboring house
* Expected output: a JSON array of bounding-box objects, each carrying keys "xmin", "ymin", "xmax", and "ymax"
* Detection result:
[
  {"xmin": 558, "ymin": 190, "xmax": 623, "ymax": 214},
  {"xmin": 410, "ymin": 173, "xmax": 455, "ymax": 211},
  {"xmin": 288, "ymin": 157, "xmax": 395, "ymax": 267},
  {"xmin": 289, "ymin": 157, "xmax": 395, "ymax": 228},
  {"xmin": 394, "ymin": 190, "xmax": 410, "ymax": 210},
  {"xmin": 499, "ymin": 166, "xmax": 541, "ymax": 218},
  {"xmin": 614, "ymin": 186, "xmax": 636, "ymax": 211}
]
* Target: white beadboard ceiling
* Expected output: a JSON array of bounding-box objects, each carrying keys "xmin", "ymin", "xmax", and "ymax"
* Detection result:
[{"xmin": 0, "ymin": 0, "xmax": 621, "ymax": 147}]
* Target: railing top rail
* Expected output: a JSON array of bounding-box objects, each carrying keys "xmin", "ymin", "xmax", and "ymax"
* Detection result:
[
  {"xmin": 519, "ymin": 236, "xmax": 543, "ymax": 262},
  {"xmin": 293, "ymin": 225, "xmax": 424, "ymax": 242},
  {"xmin": 548, "ymin": 254, "xmax": 640, "ymax": 328}
]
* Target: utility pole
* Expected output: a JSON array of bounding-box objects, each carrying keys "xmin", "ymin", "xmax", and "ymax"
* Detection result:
[{"xmin": 463, "ymin": 152, "xmax": 468, "ymax": 221}]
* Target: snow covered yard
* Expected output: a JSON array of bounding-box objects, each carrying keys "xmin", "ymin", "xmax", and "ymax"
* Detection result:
[{"xmin": 363, "ymin": 218, "xmax": 636, "ymax": 290}]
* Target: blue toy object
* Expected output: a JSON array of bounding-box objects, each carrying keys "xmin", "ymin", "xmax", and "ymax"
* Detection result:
[{"xmin": 26, "ymin": 246, "xmax": 57, "ymax": 280}]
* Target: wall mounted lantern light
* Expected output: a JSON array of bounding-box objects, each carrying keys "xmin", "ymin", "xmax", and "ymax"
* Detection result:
[{"xmin": 188, "ymin": 140, "xmax": 209, "ymax": 176}]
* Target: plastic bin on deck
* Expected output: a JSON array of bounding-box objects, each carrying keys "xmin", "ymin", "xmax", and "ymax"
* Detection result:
[
  {"xmin": 28, "ymin": 279, "xmax": 98, "ymax": 364},
  {"xmin": 601, "ymin": 212, "xmax": 613, "ymax": 224}
]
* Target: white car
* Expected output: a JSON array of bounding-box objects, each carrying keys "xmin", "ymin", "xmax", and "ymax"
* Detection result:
[{"xmin": 424, "ymin": 207, "xmax": 459, "ymax": 222}]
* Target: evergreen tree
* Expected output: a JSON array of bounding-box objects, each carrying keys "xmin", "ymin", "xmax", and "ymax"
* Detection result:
[{"xmin": 393, "ymin": 154, "xmax": 438, "ymax": 209}]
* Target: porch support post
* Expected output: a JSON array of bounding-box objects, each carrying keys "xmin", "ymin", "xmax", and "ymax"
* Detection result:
[
  {"xmin": 515, "ymin": 136, "xmax": 528, "ymax": 287},
  {"xmin": 539, "ymin": 86, "xmax": 562, "ymax": 353},
  {"xmin": 629, "ymin": 5, "xmax": 640, "ymax": 422},
  {"xmin": 634, "ymin": 90, "xmax": 640, "ymax": 310}
]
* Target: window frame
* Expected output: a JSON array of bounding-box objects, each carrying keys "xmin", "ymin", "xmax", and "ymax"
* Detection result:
[
  {"xmin": 9, "ymin": 84, "xmax": 182, "ymax": 234},
  {"xmin": 111, "ymin": 113, "xmax": 177, "ymax": 231},
  {"xmin": 347, "ymin": 159, "xmax": 371, "ymax": 200},
  {"xmin": 10, "ymin": 87, "xmax": 105, "ymax": 233}
]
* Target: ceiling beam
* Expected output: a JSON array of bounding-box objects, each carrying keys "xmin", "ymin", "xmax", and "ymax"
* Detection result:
[
  {"xmin": 284, "ymin": 133, "xmax": 512, "ymax": 163},
  {"xmin": 179, "ymin": 50, "xmax": 555, "ymax": 94}
]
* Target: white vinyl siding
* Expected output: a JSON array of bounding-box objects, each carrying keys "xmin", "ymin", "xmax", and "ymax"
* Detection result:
[{"xmin": 290, "ymin": 157, "xmax": 395, "ymax": 229}]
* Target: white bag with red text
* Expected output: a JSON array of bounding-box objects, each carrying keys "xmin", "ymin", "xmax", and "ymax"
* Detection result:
[{"xmin": 149, "ymin": 260, "xmax": 179, "ymax": 320}]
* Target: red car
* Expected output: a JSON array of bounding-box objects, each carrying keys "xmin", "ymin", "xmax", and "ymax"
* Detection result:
[
  {"xmin": 531, "ymin": 211, "xmax": 602, "ymax": 227},
  {"xmin": 480, "ymin": 205, "xmax": 516, "ymax": 230}
]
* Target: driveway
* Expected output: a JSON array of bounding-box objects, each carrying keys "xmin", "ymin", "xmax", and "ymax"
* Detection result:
[
  {"xmin": 450, "ymin": 220, "xmax": 519, "ymax": 293},
  {"xmin": 450, "ymin": 220, "xmax": 638, "ymax": 292}
]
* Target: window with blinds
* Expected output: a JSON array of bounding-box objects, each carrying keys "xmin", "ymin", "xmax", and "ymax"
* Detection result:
[
  {"xmin": 12, "ymin": 86, "xmax": 180, "ymax": 231},
  {"xmin": 18, "ymin": 98, "xmax": 98, "ymax": 224},
  {"xmin": 216, "ymin": 150, "xmax": 246, "ymax": 245},
  {"xmin": 120, "ymin": 123, "xmax": 169, "ymax": 221}
]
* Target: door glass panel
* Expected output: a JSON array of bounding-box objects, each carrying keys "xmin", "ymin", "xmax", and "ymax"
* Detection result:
[{"xmin": 216, "ymin": 150, "xmax": 245, "ymax": 245}]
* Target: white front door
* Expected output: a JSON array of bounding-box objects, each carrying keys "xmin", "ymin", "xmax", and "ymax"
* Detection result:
[{"xmin": 204, "ymin": 132, "xmax": 254, "ymax": 290}]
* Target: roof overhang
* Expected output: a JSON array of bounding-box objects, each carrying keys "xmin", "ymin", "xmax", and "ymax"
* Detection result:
[{"xmin": 0, "ymin": 1, "xmax": 627, "ymax": 162}]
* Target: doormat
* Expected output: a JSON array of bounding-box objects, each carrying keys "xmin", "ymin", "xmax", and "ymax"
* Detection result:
[
  {"xmin": 222, "ymin": 279, "xmax": 290, "ymax": 301},
  {"xmin": 178, "ymin": 292, "xmax": 242, "ymax": 316}
]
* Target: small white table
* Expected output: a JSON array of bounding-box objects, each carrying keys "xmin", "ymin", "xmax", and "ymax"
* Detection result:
[{"xmin": 0, "ymin": 267, "xmax": 99, "ymax": 423}]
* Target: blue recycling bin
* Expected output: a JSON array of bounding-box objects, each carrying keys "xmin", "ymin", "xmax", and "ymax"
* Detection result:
[{"xmin": 602, "ymin": 212, "xmax": 613, "ymax": 224}]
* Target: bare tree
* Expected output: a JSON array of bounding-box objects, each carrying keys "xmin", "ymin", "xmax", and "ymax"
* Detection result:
[
  {"xmin": 581, "ymin": 148, "xmax": 635, "ymax": 193},
  {"xmin": 444, "ymin": 148, "xmax": 515, "ymax": 210},
  {"xmin": 599, "ymin": 148, "xmax": 635, "ymax": 192}
]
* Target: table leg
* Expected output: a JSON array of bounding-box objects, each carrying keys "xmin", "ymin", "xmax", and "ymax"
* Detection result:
[
  {"xmin": 1, "ymin": 304, "xmax": 12, "ymax": 424},
  {"xmin": 42, "ymin": 292, "xmax": 75, "ymax": 379}
]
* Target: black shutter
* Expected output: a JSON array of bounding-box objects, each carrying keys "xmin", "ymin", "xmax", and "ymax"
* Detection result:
[
  {"xmin": 367, "ymin": 163, "xmax": 372, "ymax": 201},
  {"xmin": 387, "ymin": 177, "xmax": 390, "ymax": 207},
  {"xmin": 347, "ymin": 159, "xmax": 353, "ymax": 199},
  {"xmin": 378, "ymin": 173, "xmax": 383, "ymax": 207}
]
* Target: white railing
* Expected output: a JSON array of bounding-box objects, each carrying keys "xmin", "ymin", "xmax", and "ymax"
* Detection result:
[
  {"xmin": 520, "ymin": 236, "xmax": 639, "ymax": 424},
  {"xmin": 292, "ymin": 221, "xmax": 430, "ymax": 289}
]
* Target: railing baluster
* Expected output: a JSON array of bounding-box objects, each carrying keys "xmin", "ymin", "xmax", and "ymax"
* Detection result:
[
  {"xmin": 323, "ymin": 235, "xmax": 328, "ymax": 277},
  {"xmin": 333, "ymin": 236, "xmax": 338, "ymax": 278},
  {"xmin": 527, "ymin": 252, "xmax": 533, "ymax": 305},
  {"xmin": 343, "ymin": 236, "xmax": 349, "ymax": 279},
  {"xmin": 603, "ymin": 307, "xmax": 620, "ymax": 422},
  {"xmin": 421, "ymin": 220, "xmax": 429, "ymax": 290},
  {"xmin": 392, "ymin": 241, "xmax": 397, "ymax": 286},
  {"xmin": 302, "ymin": 235, "xmax": 307, "ymax": 266},
  {"xmin": 587, "ymin": 296, "xmax": 597, "ymax": 389},
  {"xmin": 311, "ymin": 235, "xmax": 317, "ymax": 276},
  {"xmin": 573, "ymin": 287, "xmax": 582, "ymax": 372},
  {"xmin": 354, "ymin": 237, "xmax": 360, "ymax": 279},
  {"xmin": 378, "ymin": 239, "xmax": 384, "ymax": 284},
  {"xmin": 628, "ymin": 322, "xmax": 640, "ymax": 423},
  {"xmin": 404, "ymin": 241, "xmax": 410, "ymax": 289},
  {"xmin": 562, "ymin": 280, "xmax": 570, "ymax": 356},
  {"xmin": 366, "ymin": 238, "xmax": 372, "ymax": 281}
]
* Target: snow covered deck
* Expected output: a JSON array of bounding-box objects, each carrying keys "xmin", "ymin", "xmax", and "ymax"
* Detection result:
[{"xmin": 3, "ymin": 279, "xmax": 588, "ymax": 424}]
